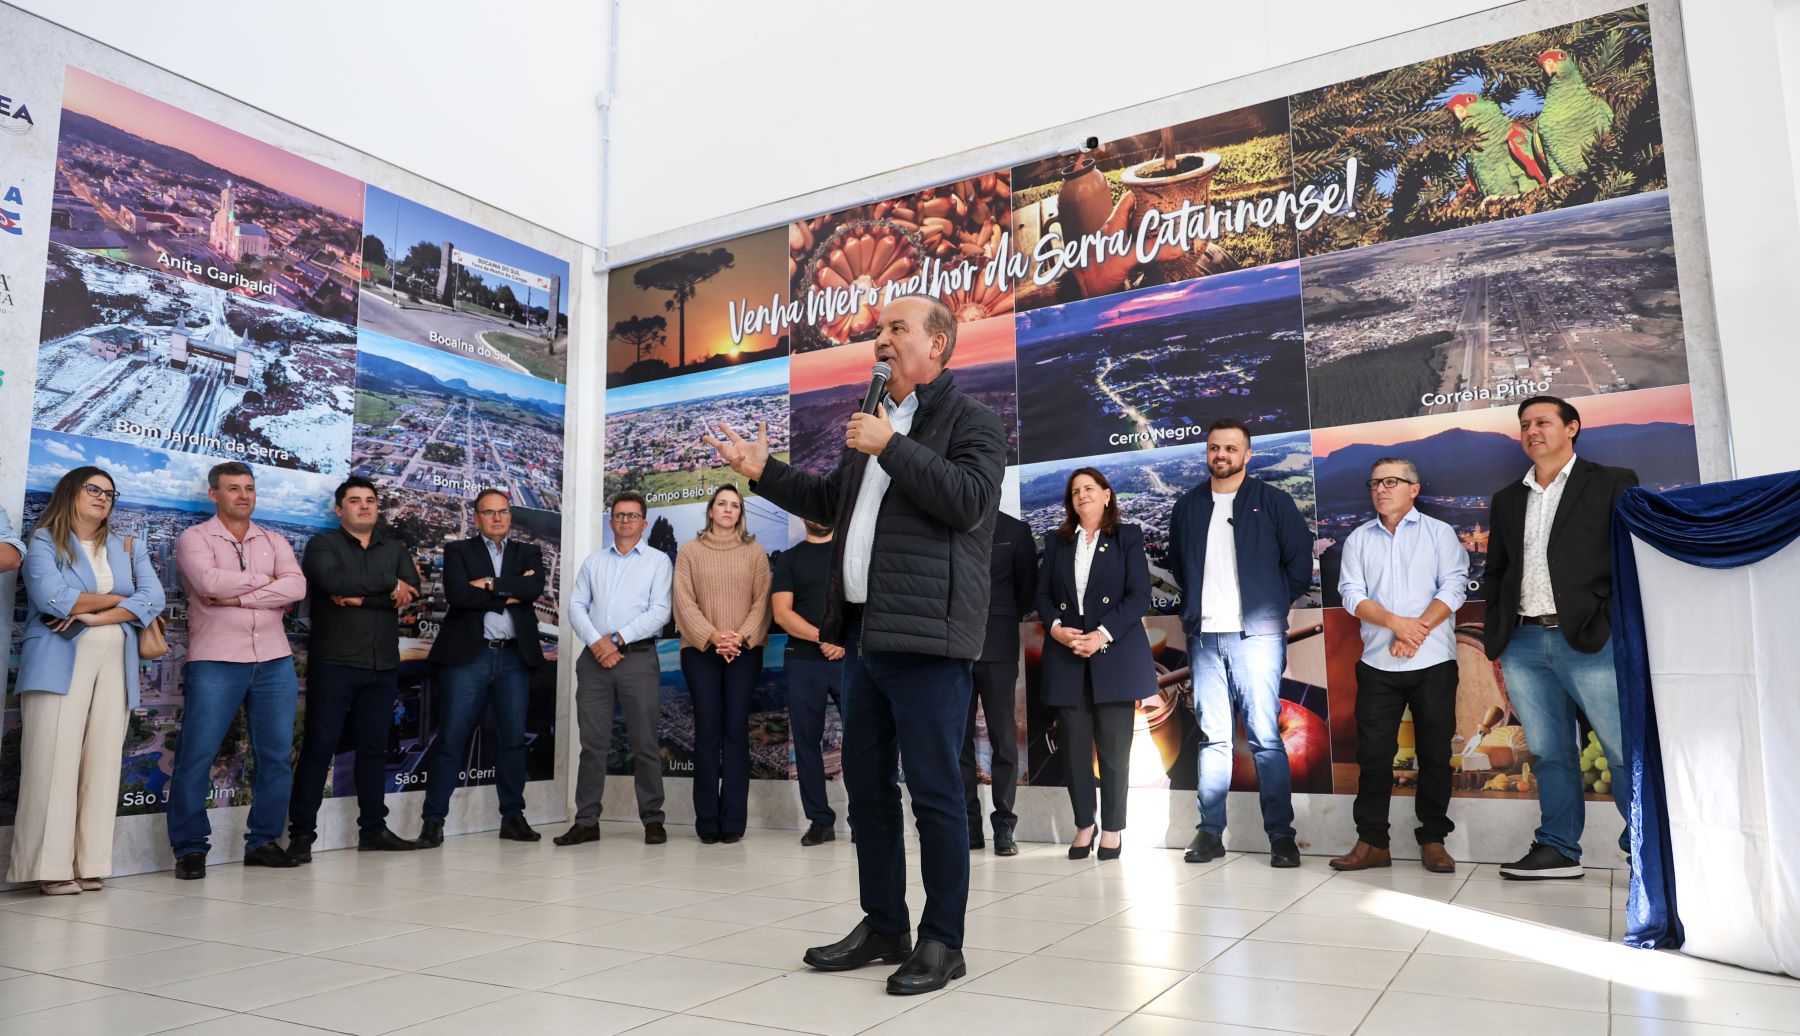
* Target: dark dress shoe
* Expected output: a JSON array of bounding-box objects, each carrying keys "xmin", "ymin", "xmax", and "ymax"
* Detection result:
[
  {"xmin": 416, "ymin": 820, "xmax": 444, "ymax": 848},
  {"xmin": 1097, "ymin": 838, "xmax": 1122, "ymax": 862},
  {"xmin": 359, "ymin": 828, "xmax": 419, "ymax": 852},
  {"xmin": 286, "ymin": 833, "xmax": 315, "ymax": 864},
  {"xmin": 174, "ymin": 853, "xmax": 206, "ymax": 880},
  {"xmin": 644, "ymin": 822, "xmax": 667, "ymax": 845},
  {"xmin": 1419, "ymin": 842, "xmax": 1457, "ymax": 873},
  {"xmin": 698, "ymin": 831, "xmax": 721, "ymax": 844},
  {"xmin": 720, "ymin": 832, "xmax": 742, "ymax": 844},
  {"xmin": 1330, "ymin": 841, "xmax": 1391, "ymax": 871},
  {"xmin": 992, "ymin": 830, "xmax": 1018, "ymax": 857},
  {"xmin": 886, "ymin": 939, "xmax": 966, "ymax": 995},
  {"xmin": 802, "ymin": 922, "xmax": 913, "ymax": 971},
  {"xmin": 801, "ymin": 822, "xmax": 835, "ymax": 846},
  {"xmin": 499, "ymin": 815, "xmax": 541, "ymax": 842},
  {"xmin": 1068, "ymin": 826, "xmax": 1095, "ymax": 861},
  {"xmin": 244, "ymin": 841, "xmax": 299, "ymax": 868},
  {"xmin": 1184, "ymin": 831, "xmax": 1225, "ymax": 863},
  {"xmin": 1270, "ymin": 836, "xmax": 1302, "ymax": 868},
  {"xmin": 554, "ymin": 823, "xmax": 601, "ymax": 847},
  {"xmin": 968, "ymin": 829, "xmax": 986, "ymax": 851}
]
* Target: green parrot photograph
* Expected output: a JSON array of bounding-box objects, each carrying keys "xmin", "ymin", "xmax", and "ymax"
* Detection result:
[
  {"xmin": 1447, "ymin": 91, "xmax": 1550, "ymax": 199},
  {"xmin": 1536, "ymin": 46, "xmax": 1616, "ymax": 177}
]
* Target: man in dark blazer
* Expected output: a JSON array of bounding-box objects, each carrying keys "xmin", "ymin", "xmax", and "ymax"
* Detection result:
[
  {"xmin": 1168, "ymin": 418, "xmax": 1313, "ymax": 868},
  {"xmin": 704, "ymin": 294, "xmax": 1005, "ymax": 995},
  {"xmin": 1483, "ymin": 396, "xmax": 1638, "ymax": 881},
  {"xmin": 962, "ymin": 509, "xmax": 1036, "ymax": 856},
  {"xmin": 415, "ymin": 488, "xmax": 548, "ymax": 848}
]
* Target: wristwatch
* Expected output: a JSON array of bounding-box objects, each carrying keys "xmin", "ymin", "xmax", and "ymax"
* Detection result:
[
  {"xmin": 484, "ymin": 577, "xmax": 496, "ymax": 592},
  {"xmin": 609, "ymin": 632, "xmax": 626, "ymax": 651}
]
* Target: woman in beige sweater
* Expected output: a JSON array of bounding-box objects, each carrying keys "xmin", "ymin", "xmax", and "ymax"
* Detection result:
[{"xmin": 673, "ymin": 484, "xmax": 771, "ymax": 843}]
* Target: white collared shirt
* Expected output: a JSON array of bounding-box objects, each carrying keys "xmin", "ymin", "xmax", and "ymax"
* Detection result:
[
  {"xmin": 1053, "ymin": 526, "xmax": 1113, "ymax": 642},
  {"xmin": 1519, "ymin": 453, "xmax": 1577, "ymax": 617},
  {"xmin": 842, "ymin": 391, "xmax": 919, "ymax": 604}
]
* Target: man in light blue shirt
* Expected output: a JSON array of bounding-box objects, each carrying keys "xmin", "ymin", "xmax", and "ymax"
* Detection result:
[
  {"xmin": 1332, "ymin": 457, "xmax": 1468, "ymax": 874},
  {"xmin": 557, "ymin": 490, "xmax": 674, "ymax": 847}
]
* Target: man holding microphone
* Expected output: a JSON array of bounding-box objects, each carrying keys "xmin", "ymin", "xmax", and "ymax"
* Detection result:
[{"xmin": 704, "ymin": 293, "xmax": 1005, "ymax": 995}]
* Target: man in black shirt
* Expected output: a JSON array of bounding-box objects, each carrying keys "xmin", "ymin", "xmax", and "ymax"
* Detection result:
[
  {"xmin": 286, "ymin": 477, "xmax": 424, "ymax": 859},
  {"xmin": 773, "ymin": 519, "xmax": 844, "ymax": 846}
]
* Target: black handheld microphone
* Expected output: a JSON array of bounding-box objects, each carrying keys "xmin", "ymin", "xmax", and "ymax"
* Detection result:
[{"xmin": 860, "ymin": 361, "xmax": 892, "ymax": 416}]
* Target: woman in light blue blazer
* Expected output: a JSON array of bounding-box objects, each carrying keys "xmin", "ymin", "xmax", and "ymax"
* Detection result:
[{"xmin": 7, "ymin": 466, "xmax": 164, "ymax": 894}]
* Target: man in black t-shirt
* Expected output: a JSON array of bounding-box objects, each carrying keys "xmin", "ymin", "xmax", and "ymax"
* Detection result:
[{"xmin": 773, "ymin": 519, "xmax": 844, "ymax": 846}]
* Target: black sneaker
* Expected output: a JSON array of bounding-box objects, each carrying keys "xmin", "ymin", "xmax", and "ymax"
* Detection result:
[
  {"xmin": 1269, "ymin": 836, "xmax": 1301, "ymax": 868},
  {"xmin": 1499, "ymin": 842, "xmax": 1584, "ymax": 880},
  {"xmin": 1184, "ymin": 830, "xmax": 1225, "ymax": 863}
]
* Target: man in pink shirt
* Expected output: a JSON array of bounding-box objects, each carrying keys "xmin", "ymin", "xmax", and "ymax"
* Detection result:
[{"xmin": 167, "ymin": 462, "xmax": 308, "ymax": 879}]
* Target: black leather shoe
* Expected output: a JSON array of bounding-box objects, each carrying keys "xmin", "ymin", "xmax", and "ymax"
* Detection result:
[
  {"xmin": 1184, "ymin": 830, "xmax": 1225, "ymax": 863},
  {"xmin": 244, "ymin": 841, "xmax": 299, "ymax": 868},
  {"xmin": 1270, "ymin": 836, "xmax": 1301, "ymax": 868},
  {"xmin": 698, "ymin": 831, "xmax": 721, "ymax": 844},
  {"xmin": 174, "ymin": 852, "xmax": 206, "ymax": 880},
  {"xmin": 993, "ymin": 830, "xmax": 1018, "ymax": 857},
  {"xmin": 886, "ymin": 939, "xmax": 966, "ymax": 995},
  {"xmin": 720, "ymin": 832, "xmax": 742, "ymax": 844},
  {"xmin": 499, "ymin": 815, "xmax": 541, "ymax": 842},
  {"xmin": 802, "ymin": 922, "xmax": 913, "ymax": 972},
  {"xmin": 359, "ymin": 828, "xmax": 418, "ymax": 852},
  {"xmin": 644, "ymin": 822, "xmax": 667, "ymax": 845},
  {"xmin": 286, "ymin": 833, "xmax": 315, "ymax": 864},
  {"xmin": 968, "ymin": 828, "xmax": 986, "ymax": 851},
  {"xmin": 415, "ymin": 820, "xmax": 443, "ymax": 848},
  {"xmin": 554, "ymin": 822, "xmax": 601, "ymax": 847},
  {"xmin": 801, "ymin": 822, "xmax": 835, "ymax": 846}
]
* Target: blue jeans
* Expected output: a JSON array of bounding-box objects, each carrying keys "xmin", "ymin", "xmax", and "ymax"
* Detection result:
[
  {"xmin": 1189, "ymin": 631, "xmax": 1295, "ymax": 840},
  {"xmin": 1499, "ymin": 625, "xmax": 1630, "ymax": 860},
  {"xmin": 420, "ymin": 648, "xmax": 531, "ymax": 823},
  {"xmin": 680, "ymin": 644, "xmax": 763, "ymax": 836},
  {"xmin": 841, "ymin": 616, "xmax": 974, "ymax": 949},
  {"xmin": 785, "ymin": 655, "xmax": 843, "ymax": 826},
  {"xmin": 167, "ymin": 659, "xmax": 300, "ymax": 857}
]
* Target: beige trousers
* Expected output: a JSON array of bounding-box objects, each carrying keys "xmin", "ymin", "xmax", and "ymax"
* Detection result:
[{"xmin": 5, "ymin": 624, "xmax": 128, "ymax": 883}]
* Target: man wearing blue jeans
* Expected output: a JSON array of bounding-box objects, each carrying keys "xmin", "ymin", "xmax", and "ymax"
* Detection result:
[
  {"xmin": 1168, "ymin": 419, "xmax": 1314, "ymax": 868},
  {"xmin": 169, "ymin": 462, "xmax": 308, "ymax": 879},
  {"xmin": 414, "ymin": 489, "xmax": 547, "ymax": 847},
  {"xmin": 1484, "ymin": 396, "xmax": 1638, "ymax": 879}
]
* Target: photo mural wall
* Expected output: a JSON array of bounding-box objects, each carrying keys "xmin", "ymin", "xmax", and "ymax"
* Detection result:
[
  {"xmin": 604, "ymin": 6, "xmax": 1696, "ymax": 808},
  {"xmin": 0, "ymin": 64, "xmax": 573, "ymax": 827}
]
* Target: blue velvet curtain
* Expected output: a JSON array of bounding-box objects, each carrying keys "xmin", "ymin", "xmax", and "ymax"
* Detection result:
[{"xmin": 1611, "ymin": 470, "xmax": 1800, "ymax": 949}]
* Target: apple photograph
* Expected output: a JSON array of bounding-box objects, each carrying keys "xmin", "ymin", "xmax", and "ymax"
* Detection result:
[
  {"xmin": 1009, "ymin": 99, "xmax": 1298, "ymax": 313},
  {"xmin": 607, "ymin": 226, "xmax": 790, "ymax": 388},
  {"xmin": 36, "ymin": 244, "xmax": 357, "ymax": 477},
  {"xmin": 1015, "ymin": 262, "xmax": 1307, "ymax": 467},
  {"xmin": 786, "ymin": 172, "xmax": 1013, "ymax": 351},
  {"xmin": 1313, "ymin": 383, "xmax": 1699, "ymax": 608},
  {"xmin": 1290, "ymin": 5, "xmax": 1665, "ymax": 258},
  {"xmin": 1, "ymin": 429, "xmax": 337, "ymax": 823},
  {"xmin": 1022, "ymin": 611, "xmax": 1332, "ymax": 795},
  {"xmin": 49, "ymin": 67, "xmax": 364, "ymax": 323},
  {"xmin": 351, "ymin": 329, "xmax": 566, "ymax": 512},
  {"xmin": 603, "ymin": 357, "xmax": 789, "ymax": 508},
  {"xmin": 787, "ymin": 314, "xmax": 1018, "ymax": 477},
  {"xmin": 1302, "ymin": 190, "xmax": 1686, "ymax": 427},
  {"xmin": 1321, "ymin": 603, "xmax": 1619, "ymax": 800},
  {"xmin": 359, "ymin": 186, "xmax": 570, "ymax": 382},
  {"xmin": 1015, "ymin": 429, "xmax": 1319, "ymax": 617}
]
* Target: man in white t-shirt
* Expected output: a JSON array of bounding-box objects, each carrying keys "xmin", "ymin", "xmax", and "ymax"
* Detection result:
[{"xmin": 1167, "ymin": 419, "xmax": 1314, "ymax": 867}]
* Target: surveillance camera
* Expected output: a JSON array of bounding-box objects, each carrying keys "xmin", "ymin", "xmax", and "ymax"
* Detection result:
[{"xmin": 1080, "ymin": 136, "xmax": 1100, "ymax": 153}]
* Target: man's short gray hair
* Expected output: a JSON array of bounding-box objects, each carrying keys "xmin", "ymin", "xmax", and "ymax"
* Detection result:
[{"xmin": 1370, "ymin": 456, "xmax": 1420, "ymax": 483}]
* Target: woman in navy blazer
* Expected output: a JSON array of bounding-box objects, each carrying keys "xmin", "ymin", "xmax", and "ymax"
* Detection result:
[
  {"xmin": 1036, "ymin": 467, "xmax": 1156, "ymax": 861},
  {"xmin": 7, "ymin": 466, "xmax": 164, "ymax": 894}
]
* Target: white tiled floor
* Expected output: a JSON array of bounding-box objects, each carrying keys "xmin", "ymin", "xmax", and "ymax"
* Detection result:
[{"xmin": 3, "ymin": 824, "xmax": 1798, "ymax": 1035}]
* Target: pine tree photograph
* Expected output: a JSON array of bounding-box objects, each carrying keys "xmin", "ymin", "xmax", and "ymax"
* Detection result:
[{"xmin": 1290, "ymin": 5, "xmax": 1664, "ymax": 258}]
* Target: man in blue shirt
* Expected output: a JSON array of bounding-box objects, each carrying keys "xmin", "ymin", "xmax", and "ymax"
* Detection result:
[
  {"xmin": 1169, "ymin": 418, "xmax": 1313, "ymax": 868},
  {"xmin": 557, "ymin": 491, "xmax": 674, "ymax": 847},
  {"xmin": 1332, "ymin": 458, "xmax": 1468, "ymax": 873}
]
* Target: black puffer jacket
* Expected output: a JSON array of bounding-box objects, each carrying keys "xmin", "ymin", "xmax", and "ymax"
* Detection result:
[{"xmin": 753, "ymin": 371, "xmax": 1005, "ymax": 660}]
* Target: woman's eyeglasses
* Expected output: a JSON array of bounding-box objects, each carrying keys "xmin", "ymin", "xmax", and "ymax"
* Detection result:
[{"xmin": 80, "ymin": 483, "xmax": 121, "ymax": 502}]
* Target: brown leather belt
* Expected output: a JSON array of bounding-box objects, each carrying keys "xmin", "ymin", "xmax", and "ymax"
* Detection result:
[{"xmin": 1519, "ymin": 614, "xmax": 1559, "ymax": 627}]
